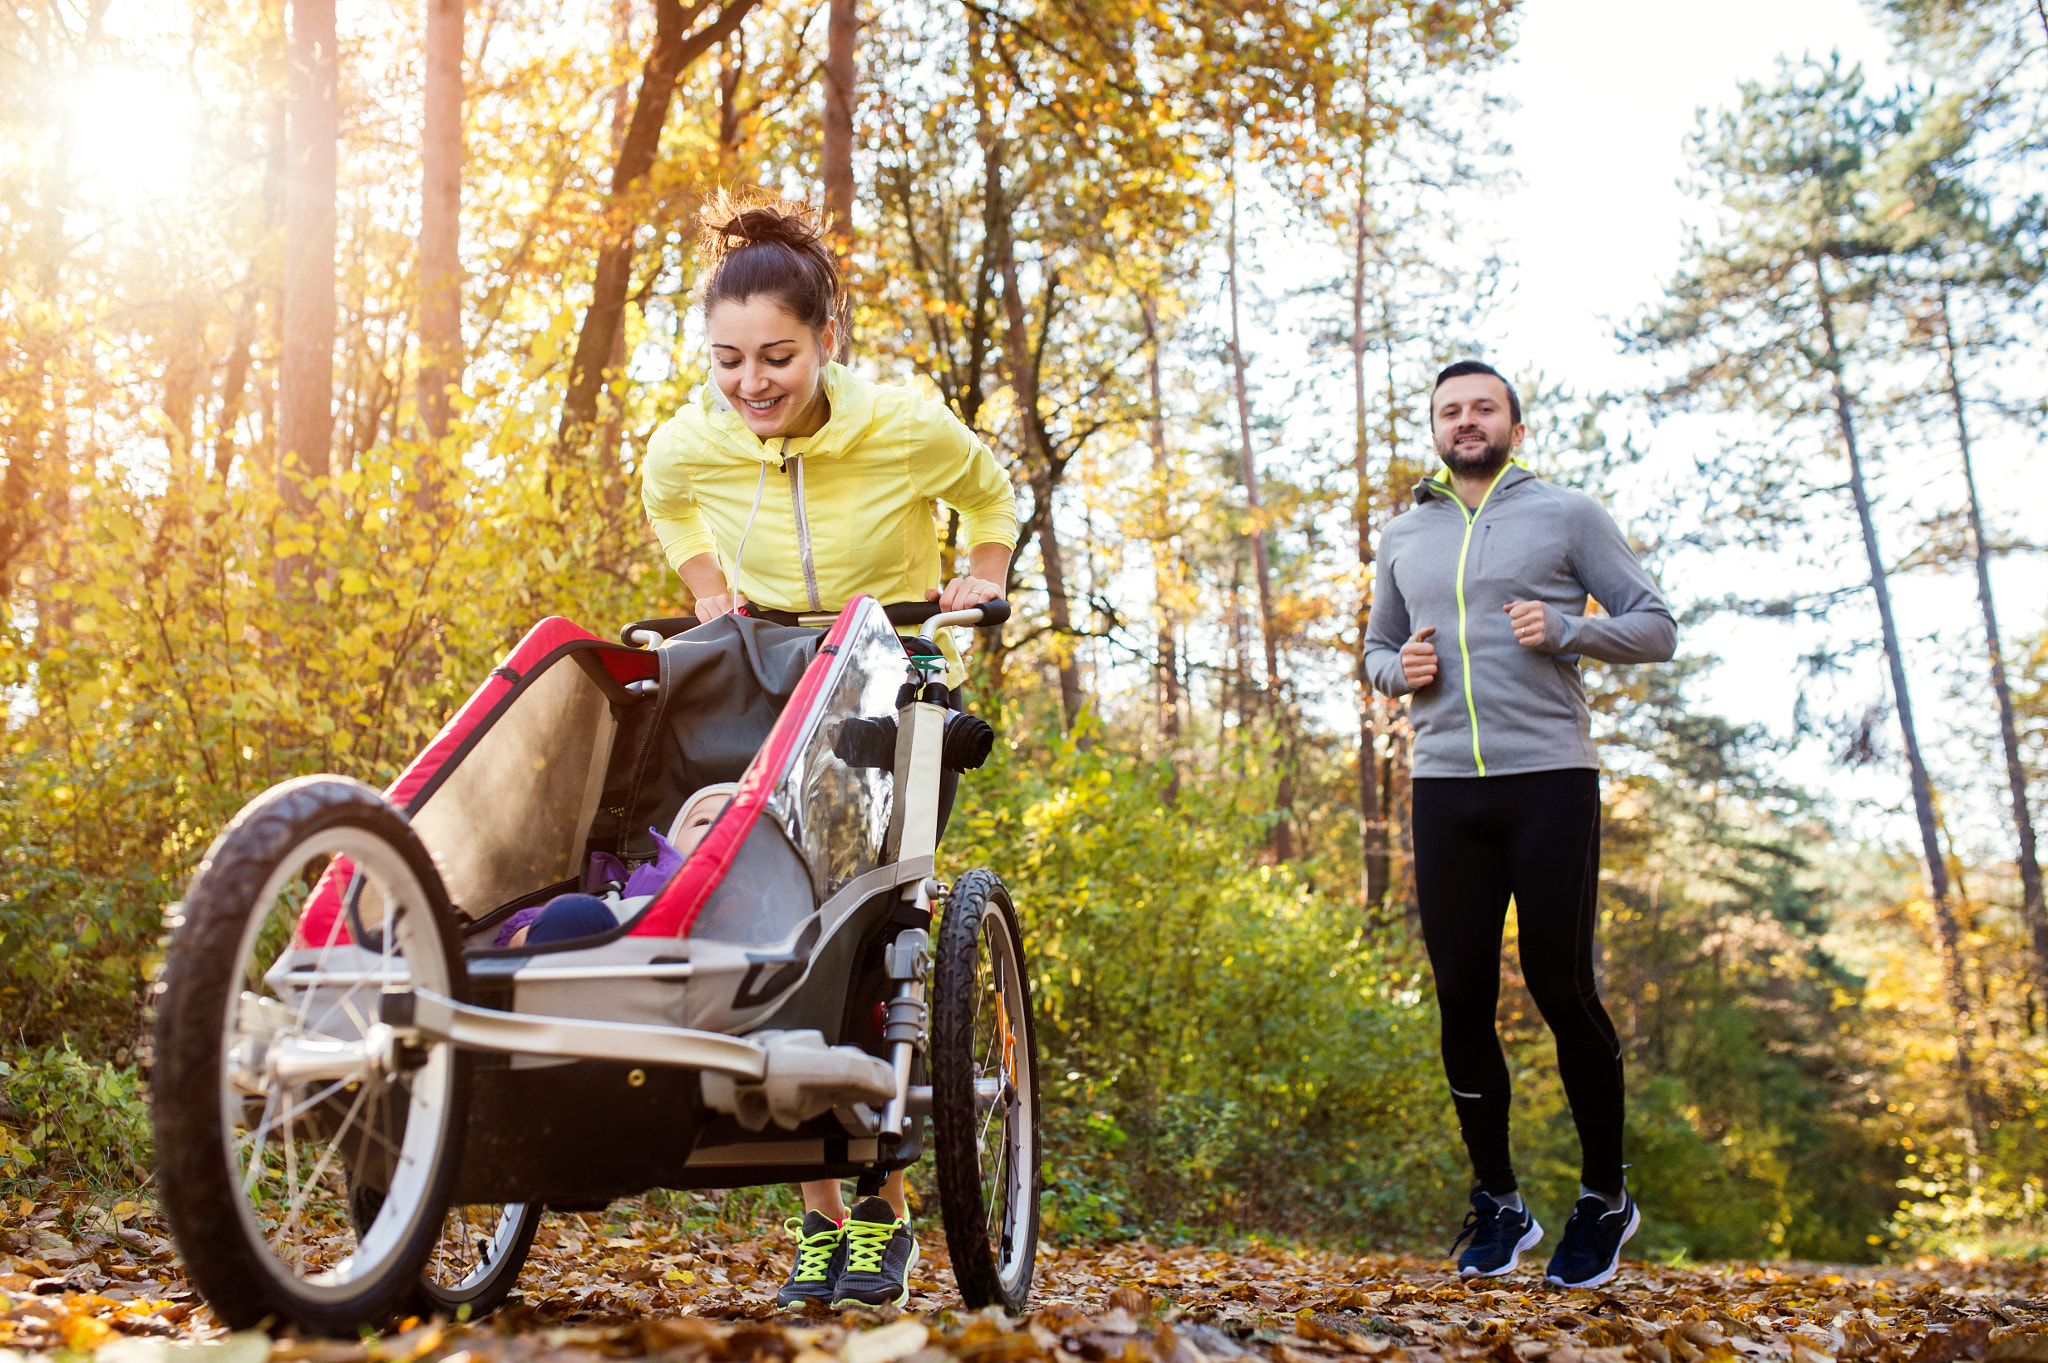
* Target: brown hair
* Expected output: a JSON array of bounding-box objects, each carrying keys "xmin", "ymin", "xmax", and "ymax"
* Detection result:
[{"xmin": 697, "ymin": 189, "xmax": 843, "ymax": 336}]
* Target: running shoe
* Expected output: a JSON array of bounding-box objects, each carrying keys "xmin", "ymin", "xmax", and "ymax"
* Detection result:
[
  {"xmin": 831, "ymin": 1196, "xmax": 919, "ymax": 1308},
  {"xmin": 774, "ymin": 1210, "xmax": 847, "ymax": 1309},
  {"xmin": 1544, "ymin": 1192, "xmax": 1640, "ymax": 1289},
  {"xmin": 1448, "ymin": 1189, "xmax": 1544, "ymax": 1277}
]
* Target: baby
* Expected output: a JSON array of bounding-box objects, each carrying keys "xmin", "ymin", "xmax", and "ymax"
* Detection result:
[{"xmin": 501, "ymin": 783, "xmax": 737, "ymax": 949}]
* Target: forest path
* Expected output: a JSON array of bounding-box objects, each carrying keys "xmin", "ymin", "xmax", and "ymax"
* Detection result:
[{"xmin": 2, "ymin": 1199, "xmax": 2045, "ymax": 1362}]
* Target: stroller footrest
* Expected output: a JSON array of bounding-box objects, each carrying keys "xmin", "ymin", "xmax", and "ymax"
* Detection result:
[
  {"xmin": 701, "ymin": 1029, "xmax": 897, "ymax": 1132},
  {"xmin": 387, "ymin": 988, "xmax": 768, "ymax": 1079}
]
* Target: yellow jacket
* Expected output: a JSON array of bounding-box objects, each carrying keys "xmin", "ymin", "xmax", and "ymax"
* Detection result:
[{"xmin": 642, "ymin": 364, "xmax": 1018, "ymax": 619}]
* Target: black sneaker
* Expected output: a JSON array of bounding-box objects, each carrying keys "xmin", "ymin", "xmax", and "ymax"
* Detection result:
[
  {"xmin": 830, "ymin": 1196, "xmax": 919, "ymax": 1308},
  {"xmin": 775, "ymin": 1210, "xmax": 847, "ymax": 1309},
  {"xmin": 1448, "ymin": 1189, "xmax": 1544, "ymax": 1278},
  {"xmin": 1544, "ymin": 1192, "xmax": 1640, "ymax": 1289}
]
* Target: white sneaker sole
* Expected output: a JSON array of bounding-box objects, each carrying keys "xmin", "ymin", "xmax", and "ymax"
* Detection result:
[
  {"xmin": 1460, "ymin": 1216, "xmax": 1545, "ymax": 1278},
  {"xmin": 1546, "ymin": 1203, "xmax": 1640, "ymax": 1289}
]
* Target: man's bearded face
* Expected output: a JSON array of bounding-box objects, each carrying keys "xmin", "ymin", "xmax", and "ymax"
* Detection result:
[{"xmin": 1431, "ymin": 374, "xmax": 1520, "ymax": 478}]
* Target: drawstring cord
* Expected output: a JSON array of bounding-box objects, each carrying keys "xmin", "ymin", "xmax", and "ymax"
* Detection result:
[{"xmin": 728, "ymin": 460, "xmax": 770, "ymax": 599}]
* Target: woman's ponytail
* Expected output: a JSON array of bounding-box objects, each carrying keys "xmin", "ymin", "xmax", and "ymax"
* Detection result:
[{"xmin": 698, "ymin": 189, "xmax": 844, "ymax": 336}]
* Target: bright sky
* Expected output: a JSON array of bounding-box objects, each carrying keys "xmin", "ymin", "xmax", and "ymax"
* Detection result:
[
  {"xmin": 1469, "ymin": 0, "xmax": 2048, "ymax": 856},
  {"xmin": 1483, "ymin": 0, "xmax": 1896, "ymax": 397}
]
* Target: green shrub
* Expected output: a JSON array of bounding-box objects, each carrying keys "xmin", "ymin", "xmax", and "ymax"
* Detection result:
[
  {"xmin": 0, "ymin": 829, "xmax": 167, "ymax": 1066},
  {"xmin": 957, "ymin": 727, "xmax": 1460, "ymax": 1243},
  {"xmin": 0, "ymin": 1042, "xmax": 152, "ymax": 1188}
]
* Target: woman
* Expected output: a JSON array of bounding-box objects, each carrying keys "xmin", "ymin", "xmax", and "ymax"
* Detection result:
[{"xmin": 640, "ymin": 190, "xmax": 1016, "ymax": 1311}]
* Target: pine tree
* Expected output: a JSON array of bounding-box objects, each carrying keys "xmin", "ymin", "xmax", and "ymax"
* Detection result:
[
  {"xmin": 1636, "ymin": 57, "xmax": 1986, "ymax": 1129},
  {"xmin": 1876, "ymin": 91, "xmax": 2048, "ymax": 993}
]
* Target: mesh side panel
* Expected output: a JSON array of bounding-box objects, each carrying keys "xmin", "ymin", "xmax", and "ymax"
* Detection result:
[
  {"xmin": 686, "ymin": 821, "xmax": 817, "ymax": 946},
  {"xmin": 408, "ymin": 659, "xmax": 617, "ymax": 922},
  {"xmin": 762, "ymin": 600, "xmax": 906, "ymax": 900}
]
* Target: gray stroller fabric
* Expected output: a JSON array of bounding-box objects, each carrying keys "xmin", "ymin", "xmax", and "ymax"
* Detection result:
[{"xmin": 600, "ymin": 614, "xmax": 824, "ymax": 863}]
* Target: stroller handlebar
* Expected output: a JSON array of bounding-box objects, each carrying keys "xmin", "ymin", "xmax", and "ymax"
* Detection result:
[
  {"xmin": 884, "ymin": 599, "xmax": 1010, "ymax": 629},
  {"xmin": 621, "ymin": 599, "xmax": 1010, "ymax": 649}
]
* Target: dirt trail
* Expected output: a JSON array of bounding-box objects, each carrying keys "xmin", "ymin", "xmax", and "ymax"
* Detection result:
[{"xmin": 2, "ymin": 1198, "xmax": 2045, "ymax": 1362}]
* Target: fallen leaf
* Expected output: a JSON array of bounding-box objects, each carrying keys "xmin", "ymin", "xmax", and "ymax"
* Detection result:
[
  {"xmin": 1988, "ymin": 1330, "xmax": 2048, "ymax": 1363},
  {"xmin": 843, "ymin": 1319, "xmax": 932, "ymax": 1363}
]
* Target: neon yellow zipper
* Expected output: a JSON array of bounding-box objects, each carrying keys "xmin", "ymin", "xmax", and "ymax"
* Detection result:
[{"xmin": 1432, "ymin": 465, "xmax": 1512, "ymax": 777}]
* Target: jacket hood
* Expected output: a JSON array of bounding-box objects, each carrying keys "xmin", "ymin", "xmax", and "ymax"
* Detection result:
[
  {"xmin": 1413, "ymin": 461, "xmax": 1535, "ymax": 508},
  {"xmin": 681, "ymin": 362, "xmax": 883, "ymax": 465}
]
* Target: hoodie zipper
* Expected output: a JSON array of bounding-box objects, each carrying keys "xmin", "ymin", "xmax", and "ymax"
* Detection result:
[
  {"xmin": 1437, "ymin": 464, "xmax": 1512, "ymax": 777},
  {"xmin": 784, "ymin": 443, "xmax": 823, "ymax": 611}
]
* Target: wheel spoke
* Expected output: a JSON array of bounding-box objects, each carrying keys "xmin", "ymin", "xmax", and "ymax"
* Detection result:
[
  {"xmin": 984, "ymin": 1126, "xmax": 1009, "ymax": 1232},
  {"xmin": 935, "ymin": 882, "xmax": 1037, "ymax": 1305},
  {"xmin": 243, "ymin": 1074, "xmax": 359, "ymax": 1154},
  {"xmin": 200, "ymin": 815, "xmax": 457, "ymax": 1299},
  {"xmin": 277, "ymin": 1080, "xmax": 374, "ymax": 1246}
]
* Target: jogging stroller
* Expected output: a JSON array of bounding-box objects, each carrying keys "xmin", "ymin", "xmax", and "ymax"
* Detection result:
[{"xmin": 150, "ymin": 595, "xmax": 1039, "ymax": 1334}]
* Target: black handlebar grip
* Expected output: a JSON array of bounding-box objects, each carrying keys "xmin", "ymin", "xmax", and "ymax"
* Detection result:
[{"xmin": 880, "ymin": 598, "xmax": 1011, "ymax": 627}]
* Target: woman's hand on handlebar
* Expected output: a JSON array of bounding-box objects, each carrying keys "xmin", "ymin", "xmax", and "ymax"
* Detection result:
[
  {"xmin": 694, "ymin": 590, "xmax": 747, "ymax": 621},
  {"xmin": 931, "ymin": 541, "xmax": 1012, "ymax": 615},
  {"xmin": 929, "ymin": 576, "xmax": 1002, "ymax": 613},
  {"xmin": 678, "ymin": 554, "xmax": 745, "ymax": 622}
]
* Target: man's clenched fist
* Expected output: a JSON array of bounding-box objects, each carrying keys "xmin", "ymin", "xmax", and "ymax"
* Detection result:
[
  {"xmin": 1402, "ymin": 626, "xmax": 1439, "ymax": 689},
  {"xmin": 1506, "ymin": 599, "xmax": 1547, "ymax": 648}
]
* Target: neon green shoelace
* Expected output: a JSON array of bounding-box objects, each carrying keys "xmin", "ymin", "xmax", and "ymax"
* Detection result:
[
  {"xmin": 842, "ymin": 1215, "xmax": 901, "ymax": 1274},
  {"xmin": 784, "ymin": 1216, "xmax": 842, "ymax": 1283}
]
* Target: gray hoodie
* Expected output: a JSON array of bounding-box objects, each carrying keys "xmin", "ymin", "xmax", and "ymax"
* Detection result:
[{"xmin": 1363, "ymin": 464, "xmax": 1675, "ymax": 778}]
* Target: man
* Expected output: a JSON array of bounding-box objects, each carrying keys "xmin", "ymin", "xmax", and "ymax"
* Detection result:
[{"xmin": 1363, "ymin": 360, "xmax": 1676, "ymax": 1288}]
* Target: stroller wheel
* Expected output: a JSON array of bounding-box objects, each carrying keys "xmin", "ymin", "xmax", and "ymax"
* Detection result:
[
  {"xmin": 153, "ymin": 776, "xmax": 469, "ymax": 1336},
  {"xmin": 930, "ymin": 870, "xmax": 1041, "ymax": 1311},
  {"xmin": 413, "ymin": 1202, "xmax": 541, "ymax": 1316}
]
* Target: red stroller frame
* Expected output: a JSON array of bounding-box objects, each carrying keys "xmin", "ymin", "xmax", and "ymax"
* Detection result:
[{"xmin": 151, "ymin": 596, "xmax": 1040, "ymax": 1334}]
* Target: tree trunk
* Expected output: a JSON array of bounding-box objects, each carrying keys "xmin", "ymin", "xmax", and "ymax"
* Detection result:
[
  {"xmin": 716, "ymin": 31, "xmax": 746, "ymax": 168},
  {"xmin": 161, "ymin": 301, "xmax": 204, "ymax": 480},
  {"xmin": 417, "ymin": 0, "xmax": 464, "ymax": 453},
  {"xmin": 215, "ymin": 290, "xmax": 256, "ymax": 482},
  {"xmin": 821, "ymin": 0, "xmax": 856, "ymax": 360},
  {"xmin": 282, "ymin": 0, "xmax": 338, "ymax": 501},
  {"xmin": 599, "ymin": 0, "xmax": 635, "ymax": 508},
  {"xmin": 1352, "ymin": 178, "xmax": 1387, "ymax": 910},
  {"xmin": 1038, "ymin": 513, "xmax": 1083, "ymax": 733},
  {"xmin": 1141, "ymin": 296, "xmax": 1180, "ymax": 794},
  {"xmin": 598, "ymin": 310, "xmax": 629, "ymax": 509},
  {"xmin": 995, "ymin": 232, "xmax": 1084, "ymax": 734},
  {"xmin": 1937, "ymin": 286, "xmax": 2047, "ymax": 990},
  {"xmin": 1226, "ymin": 158, "xmax": 1291, "ymax": 860},
  {"xmin": 558, "ymin": 0, "xmax": 757, "ymax": 455},
  {"xmin": 1815, "ymin": 257, "xmax": 1982, "ymax": 1130}
]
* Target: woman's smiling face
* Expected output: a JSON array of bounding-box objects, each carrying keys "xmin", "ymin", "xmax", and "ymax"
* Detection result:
[{"xmin": 706, "ymin": 295, "xmax": 837, "ymax": 439}]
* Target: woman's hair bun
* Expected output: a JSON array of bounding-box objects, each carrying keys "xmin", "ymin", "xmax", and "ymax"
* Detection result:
[
  {"xmin": 696, "ymin": 186, "xmax": 845, "ymax": 336},
  {"xmin": 697, "ymin": 189, "xmax": 834, "ymax": 263}
]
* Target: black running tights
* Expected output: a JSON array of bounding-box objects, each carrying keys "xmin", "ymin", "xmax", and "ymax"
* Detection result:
[{"xmin": 1412, "ymin": 768, "xmax": 1624, "ymax": 1196}]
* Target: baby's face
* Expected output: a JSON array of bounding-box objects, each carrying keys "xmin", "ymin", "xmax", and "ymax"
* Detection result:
[{"xmin": 675, "ymin": 800, "xmax": 729, "ymax": 855}]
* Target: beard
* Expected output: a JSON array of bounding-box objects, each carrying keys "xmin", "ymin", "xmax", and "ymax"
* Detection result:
[{"xmin": 1440, "ymin": 428, "xmax": 1513, "ymax": 478}]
